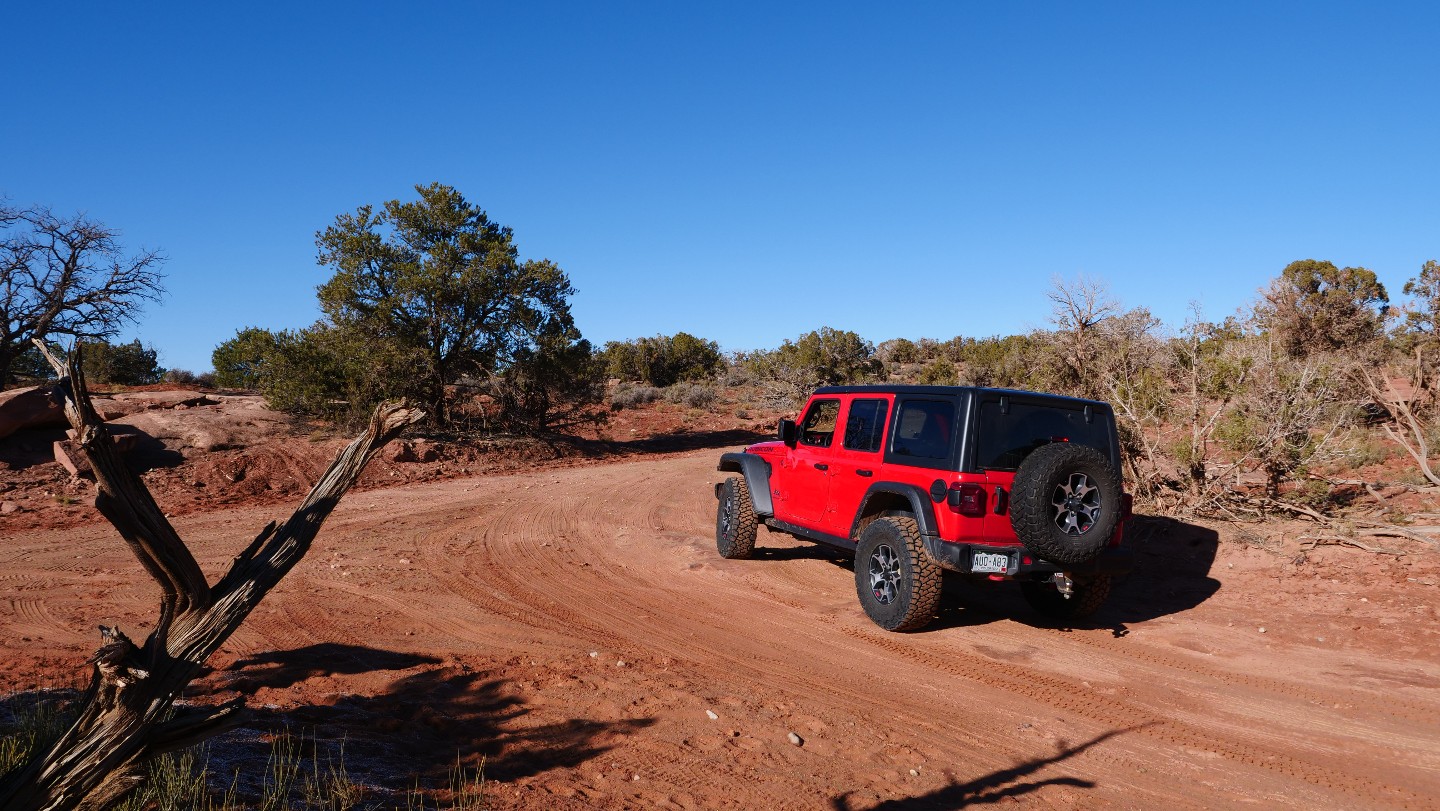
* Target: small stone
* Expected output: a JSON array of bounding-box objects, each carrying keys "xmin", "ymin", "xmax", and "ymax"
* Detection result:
[
  {"xmin": 787, "ymin": 732, "xmax": 803, "ymax": 746},
  {"xmin": 706, "ymin": 710, "xmax": 718, "ymax": 720},
  {"xmin": 1360, "ymin": 597, "xmax": 1368, "ymax": 602},
  {"xmin": 589, "ymin": 651, "xmax": 598, "ymax": 658},
  {"xmin": 615, "ymin": 660, "xmax": 626, "ymax": 667},
  {"xmin": 1258, "ymin": 627, "xmax": 1266, "ymax": 634},
  {"xmin": 398, "ymin": 558, "xmax": 410, "ymax": 565},
  {"xmin": 0, "ymin": 501, "xmax": 20, "ymax": 514},
  {"xmin": 632, "ymin": 774, "xmax": 640, "ymax": 781},
  {"xmin": 909, "ymin": 769, "xmax": 919, "ymax": 776}
]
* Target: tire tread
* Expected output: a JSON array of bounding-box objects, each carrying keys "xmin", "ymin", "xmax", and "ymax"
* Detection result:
[{"xmin": 716, "ymin": 476, "xmax": 759, "ymax": 559}]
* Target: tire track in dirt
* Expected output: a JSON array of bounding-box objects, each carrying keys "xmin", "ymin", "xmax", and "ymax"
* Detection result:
[
  {"xmin": 841, "ymin": 626, "xmax": 1424, "ymax": 808},
  {"xmin": 455, "ymin": 464, "xmax": 1209, "ymax": 808},
  {"xmin": 1068, "ymin": 632, "xmax": 1437, "ymax": 723},
  {"xmin": 11, "ymin": 450, "xmax": 1438, "ymax": 809}
]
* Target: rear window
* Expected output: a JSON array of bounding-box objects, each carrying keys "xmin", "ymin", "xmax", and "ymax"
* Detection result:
[
  {"xmin": 843, "ymin": 398, "xmax": 889, "ymax": 452},
  {"xmin": 975, "ymin": 400, "xmax": 1110, "ymax": 471}
]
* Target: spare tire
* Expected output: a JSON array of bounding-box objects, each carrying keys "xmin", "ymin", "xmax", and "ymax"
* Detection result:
[{"xmin": 1009, "ymin": 442, "xmax": 1121, "ymax": 566}]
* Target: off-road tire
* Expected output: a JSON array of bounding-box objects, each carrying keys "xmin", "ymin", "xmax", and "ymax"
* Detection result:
[
  {"xmin": 1010, "ymin": 442, "xmax": 1121, "ymax": 566},
  {"xmin": 1020, "ymin": 575, "xmax": 1112, "ymax": 620},
  {"xmin": 854, "ymin": 516, "xmax": 942, "ymax": 632},
  {"xmin": 716, "ymin": 476, "xmax": 758, "ymax": 559}
]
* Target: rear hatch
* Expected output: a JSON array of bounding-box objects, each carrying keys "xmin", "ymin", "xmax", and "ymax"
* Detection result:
[{"xmin": 968, "ymin": 393, "xmax": 1120, "ymax": 545}]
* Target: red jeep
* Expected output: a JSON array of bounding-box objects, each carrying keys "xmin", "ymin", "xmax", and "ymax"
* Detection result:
[{"xmin": 715, "ymin": 385, "xmax": 1133, "ymax": 631}]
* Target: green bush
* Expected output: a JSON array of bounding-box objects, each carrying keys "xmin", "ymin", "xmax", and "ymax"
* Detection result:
[
  {"xmin": 78, "ymin": 338, "xmax": 164, "ymax": 385},
  {"xmin": 610, "ymin": 382, "xmax": 663, "ymax": 410},
  {"xmin": 601, "ymin": 332, "xmax": 722, "ymax": 386},
  {"xmin": 916, "ymin": 357, "xmax": 958, "ymax": 386},
  {"xmin": 212, "ymin": 327, "xmax": 280, "ymax": 389},
  {"xmin": 665, "ymin": 381, "xmax": 717, "ymax": 408}
]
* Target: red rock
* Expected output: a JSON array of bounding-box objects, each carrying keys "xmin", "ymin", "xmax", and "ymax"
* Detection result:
[{"xmin": 0, "ymin": 385, "xmax": 67, "ymax": 440}]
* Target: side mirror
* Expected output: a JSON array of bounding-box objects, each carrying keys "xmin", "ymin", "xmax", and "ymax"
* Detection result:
[{"xmin": 778, "ymin": 418, "xmax": 798, "ymax": 447}]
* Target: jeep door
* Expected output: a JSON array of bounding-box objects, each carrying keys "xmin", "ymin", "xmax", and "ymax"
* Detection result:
[
  {"xmin": 775, "ymin": 397, "xmax": 841, "ymax": 526},
  {"xmin": 823, "ymin": 395, "xmax": 893, "ymax": 537}
]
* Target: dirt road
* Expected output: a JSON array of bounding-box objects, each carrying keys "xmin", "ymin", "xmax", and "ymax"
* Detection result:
[{"xmin": 4, "ymin": 450, "xmax": 1439, "ymax": 809}]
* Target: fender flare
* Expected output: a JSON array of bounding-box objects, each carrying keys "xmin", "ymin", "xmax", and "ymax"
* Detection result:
[
  {"xmin": 849, "ymin": 482, "xmax": 939, "ymax": 539},
  {"xmin": 717, "ymin": 452, "xmax": 774, "ymax": 517}
]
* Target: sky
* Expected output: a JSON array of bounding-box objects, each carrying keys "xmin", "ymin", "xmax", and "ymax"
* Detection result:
[{"xmin": 4, "ymin": 2, "xmax": 1438, "ymax": 374}]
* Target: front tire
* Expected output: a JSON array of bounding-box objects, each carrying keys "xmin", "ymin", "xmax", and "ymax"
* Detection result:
[
  {"xmin": 1020, "ymin": 574, "xmax": 1112, "ymax": 620},
  {"xmin": 716, "ymin": 476, "xmax": 758, "ymax": 559},
  {"xmin": 854, "ymin": 516, "xmax": 942, "ymax": 632}
]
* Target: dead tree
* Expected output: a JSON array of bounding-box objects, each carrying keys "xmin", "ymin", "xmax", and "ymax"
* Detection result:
[
  {"xmin": 0, "ymin": 345, "xmax": 423, "ymax": 811},
  {"xmin": 1358, "ymin": 351, "xmax": 1440, "ymax": 486}
]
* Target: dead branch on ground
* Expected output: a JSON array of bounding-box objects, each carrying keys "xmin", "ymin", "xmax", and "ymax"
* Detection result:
[{"xmin": 1298, "ymin": 537, "xmax": 1404, "ymax": 556}]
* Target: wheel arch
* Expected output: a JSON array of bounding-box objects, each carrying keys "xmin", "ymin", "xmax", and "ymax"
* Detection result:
[
  {"xmin": 717, "ymin": 452, "xmax": 774, "ymax": 517},
  {"xmin": 849, "ymin": 482, "xmax": 939, "ymax": 540}
]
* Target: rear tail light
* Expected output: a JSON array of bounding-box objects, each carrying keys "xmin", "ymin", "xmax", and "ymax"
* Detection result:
[{"xmin": 948, "ymin": 483, "xmax": 987, "ymax": 517}]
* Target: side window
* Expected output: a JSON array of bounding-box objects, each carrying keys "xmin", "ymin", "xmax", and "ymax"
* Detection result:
[
  {"xmin": 799, "ymin": 399, "xmax": 841, "ymax": 448},
  {"xmin": 843, "ymin": 398, "xmax": 889, "ymax": 452},
  {"xmin": 891, "ymin": 399, "xmax": 955, "ymax": 460}
]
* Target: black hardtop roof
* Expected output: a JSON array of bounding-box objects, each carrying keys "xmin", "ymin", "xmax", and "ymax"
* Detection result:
[{"xmin": 809, "ymin": 384, "xmax": 1112, "ymax": 409}]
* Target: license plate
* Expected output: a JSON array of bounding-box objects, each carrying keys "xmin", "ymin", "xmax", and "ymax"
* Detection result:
[{"xmin": 972, "ymin": 551, "xmax": 1010, "ymax": 574}]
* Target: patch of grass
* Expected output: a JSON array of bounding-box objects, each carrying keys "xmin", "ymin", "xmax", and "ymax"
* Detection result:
[
  {"xmin": 0, "ymin": 694, "xmax": 74, "ymax": 781},
  {"xmin": 2, "ymin": 696, "xmax": 485, "ymax": 810}
]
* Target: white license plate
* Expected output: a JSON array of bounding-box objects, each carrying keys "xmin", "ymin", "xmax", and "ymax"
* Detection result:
[{"xmin": 972, "ymin": 551, "xmax": 1010, "ymax": 574}]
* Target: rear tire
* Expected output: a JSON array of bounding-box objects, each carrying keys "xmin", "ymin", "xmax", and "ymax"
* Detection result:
[
  {"xmin": 1020, "ymin": 575, "xmax": 1112, "ymax": 620},
  {"xmin": 854, "ymin": 516, "xmax": 942, "ymax": 632},
  {"xmin": 716, "ymin": 476, "xmax": 758, "ymax": 559}
]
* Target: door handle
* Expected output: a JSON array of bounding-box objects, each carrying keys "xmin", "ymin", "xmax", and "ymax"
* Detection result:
[
  {"xmin": 856, "ymin": 469, "xmax": 873, "ymax": 477},
  {"xmin": 814, "ymin": 463, "xmax": 829, "ymax": 471}
]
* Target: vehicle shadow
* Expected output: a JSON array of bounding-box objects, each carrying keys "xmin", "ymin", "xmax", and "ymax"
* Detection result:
[
  {"xmin": 830, "ymin": 726, "xmax": 1140, "ymax": 810},
  {"xmin": 950, "ymin": 515, "xmax": 1222, "ymax": 636}
]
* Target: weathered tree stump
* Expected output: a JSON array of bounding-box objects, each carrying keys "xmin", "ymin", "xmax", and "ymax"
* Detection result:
[{"xmin": 0, "ymin": 343, "xmax": 423, "ymax": 811}]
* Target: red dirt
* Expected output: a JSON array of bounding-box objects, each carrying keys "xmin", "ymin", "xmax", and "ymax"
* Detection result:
[{"xmin": 3, "ymin": 398, "xmax": 1440, "ymax": 808}]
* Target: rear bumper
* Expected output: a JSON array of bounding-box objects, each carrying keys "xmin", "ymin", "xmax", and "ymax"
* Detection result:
[{"xmin": 922, "ymin": 535, "xmax": 1134, "ymax": 578}]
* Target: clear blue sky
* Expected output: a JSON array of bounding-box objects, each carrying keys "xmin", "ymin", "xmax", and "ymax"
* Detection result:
[{"xmin": 4, "ymin": 2, "xmax": 1437, "ymax": 373}]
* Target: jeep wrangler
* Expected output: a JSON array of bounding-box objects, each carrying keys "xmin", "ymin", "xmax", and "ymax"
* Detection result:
[{"xmin": 715, "ymin": 385, "xmax": 1133, "ymax": 631}]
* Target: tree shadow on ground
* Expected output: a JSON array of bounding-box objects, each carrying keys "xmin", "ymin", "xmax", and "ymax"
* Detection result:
[
  {"xmin": 0, "ymin": 425, "xmax": 183, "ymax": 473},
  {"xmin": 186, "ymin": 643, "xmax": 443, "ymax": 695},
  {"xmin": 830, "ymin": 726, "xmax": 1139, "ymax": 810},
  {"xmin": 0, "ymin": 427, "xmax": 69, "ymax": 470},
  {"xmin": 540, "ymin": 429, "xmax": 766, "ymax": 459},
  {"xmin": 196, "ymin": 650, "xmax": 654, "ymax": 801}
]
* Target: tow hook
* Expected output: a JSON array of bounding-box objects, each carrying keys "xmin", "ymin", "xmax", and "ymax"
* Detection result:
[{"xmin": 1053, "ymin": 572, "xmax": 1075, "ymax": 599}]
